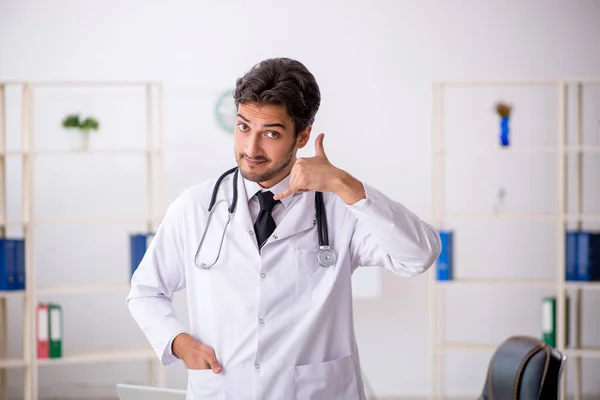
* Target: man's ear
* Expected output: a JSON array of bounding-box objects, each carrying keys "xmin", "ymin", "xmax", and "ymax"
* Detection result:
[{"xmin": 296, "ymin": 125, "xmax": 312, "ymax": 149}]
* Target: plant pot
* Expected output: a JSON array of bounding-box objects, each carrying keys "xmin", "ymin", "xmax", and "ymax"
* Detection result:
[{"xmin": 69, "ymin": 130, "xmax": 90, "ymax": 151}]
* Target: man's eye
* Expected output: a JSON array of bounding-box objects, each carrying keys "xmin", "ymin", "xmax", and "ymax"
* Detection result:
[
  {"xmin": 237, "ymin": 123, "xmax": 249, "ymax": 131},
  {"xmin": 266, "ymin": 131, "xmax": 279, "ymax": 138}
]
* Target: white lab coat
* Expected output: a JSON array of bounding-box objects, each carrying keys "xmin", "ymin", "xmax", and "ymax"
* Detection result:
[{"xmin": 127, "ymin": 170, "xmax": 441, "ymax": 400}]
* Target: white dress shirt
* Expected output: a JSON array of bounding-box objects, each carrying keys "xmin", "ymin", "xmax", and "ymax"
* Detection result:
[
  {"xmin": 244, "ymin": 174, "xmax": 296, "ymax": 226},
  {"xmin": 126, "ymin": 169, "xmax": 441, "ymax": 400}
]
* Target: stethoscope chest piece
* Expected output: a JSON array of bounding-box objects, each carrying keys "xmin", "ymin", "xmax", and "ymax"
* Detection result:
[{"xmin": 317, "ymin": 246, "xmax": 336, "ymax": 268}]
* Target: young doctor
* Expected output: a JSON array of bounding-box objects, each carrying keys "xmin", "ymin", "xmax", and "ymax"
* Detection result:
[{"xmin": 127, "ymin": 57, "xmax": 441, "ymax": 400}]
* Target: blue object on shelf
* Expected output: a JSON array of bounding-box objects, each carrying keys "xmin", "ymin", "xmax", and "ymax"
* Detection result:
[
  {"xmin": 13, "ymin": 239, "xmax": 25, "ymax": 290},
  {"xmin": 0, "ymin": 238, "xmax": 25, "ymax": 291},
  {"xmin": 436, "ymin": 231, "xmax": 453, "ymax": 281},
  {"xmin": 576, "ymin": 231, "xmax": 600, "ymax": 281},
  {"xmin": 500, "ymin": 115, "xmax": 510, "ymax": 147},
  {"xmin": 565, "ymin": 231, "xmax": 578, "ymax": 281},
  {"xmin": 130, "ymin": 233, "xmax": 155, "ymax": 276}
]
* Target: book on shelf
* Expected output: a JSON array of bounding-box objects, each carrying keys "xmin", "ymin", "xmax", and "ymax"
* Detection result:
[
  {"xmin": 130, "ymin": 232, "xmax": 155, "ymax": 276},
  {"xmin": 436, "ymin": 230, "xmax": 453, "ymax": 281},
  {"xmin": 0, "ymin": 237, "xmax": 26, "ymax": 291},
  {"xmin": 565, "ymin": 230, "xmax": 600, "ymax": 281},
  {"xmin": 48, "ymin": 303, "xmax": 63, "ymax": 358},
  {"xmin": 541, "ymin": 296, "xmax": 570, "ymax": 348},
  {"xmin": 36, "ymin": 304, "xmax": 49, "ymax": 359}
]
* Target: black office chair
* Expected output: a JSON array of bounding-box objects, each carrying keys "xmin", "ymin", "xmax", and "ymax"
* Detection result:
[{"xmin": 479, "ymin": 335, "xmax": 567, "ymax": 400}]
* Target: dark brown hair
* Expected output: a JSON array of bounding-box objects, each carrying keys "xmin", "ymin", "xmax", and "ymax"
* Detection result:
[{"xmin": 234, "ymin": 58, "xmax": 321, "ymax": 136}]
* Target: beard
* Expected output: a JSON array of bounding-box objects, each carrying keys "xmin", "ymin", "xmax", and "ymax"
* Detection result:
[{"xmin": 236, "ymin": 140, "xmax": 297, "ymax": 184}]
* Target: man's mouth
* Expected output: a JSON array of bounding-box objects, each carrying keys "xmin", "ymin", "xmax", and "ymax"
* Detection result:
[{"xmin": 244, "ymin": 158, "xmax": 267, "ymax": 166}]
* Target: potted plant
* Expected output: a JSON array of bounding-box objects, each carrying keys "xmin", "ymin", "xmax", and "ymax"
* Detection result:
[{"xmin": 61, "ymin": 113, "xmax": 100, "ymax": 150}]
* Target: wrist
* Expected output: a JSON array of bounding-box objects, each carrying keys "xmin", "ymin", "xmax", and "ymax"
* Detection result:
[
  {"xmin": 172, "ymin": 332, "xmax": 192, "ymax": 359},
  {"xmin": 332, "ymin": 169, "xmax": 366, "ymax": 205}
]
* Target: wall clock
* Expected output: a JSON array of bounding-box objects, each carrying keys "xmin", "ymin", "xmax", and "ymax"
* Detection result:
[{"xmin": 214, "ymin": 89, "xmax": 237, "ymax": 134}]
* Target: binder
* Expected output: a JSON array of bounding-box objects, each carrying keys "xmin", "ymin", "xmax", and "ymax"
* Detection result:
[
  {"xmin": 436, "ymin": 230, "xmax": 453, "ymax": 281},
  {"xmin": 0, "ymin": 239, "xmax": 16, "ymax": 290},
  {"xmin": 576, "ymin": 231, "xmax": 600, "ymax": 281},
  {"xmin": 0, "ymin": 238, "xmax": 26, "ymax": 291},
  {"xmin": 48, "ymin": 303, "xmax": 62, "ymax": 358},
  {"xmin": 541, "ymin": 296, "xmax": 570, "ymax": 347},
  {"xmin": 36, "ymin": 304, "xmax": 49, "ymax": 359},
  {"xmin": 130, "ymin": 233, "xmax": 155, "ymax": 276},
  {"xmin": 13, "ymin": 239, "xmax": 25, "ymax": 290},
  {"xmin": 565, "ymin": 231, "xmax": 578, "ymax": 281}
]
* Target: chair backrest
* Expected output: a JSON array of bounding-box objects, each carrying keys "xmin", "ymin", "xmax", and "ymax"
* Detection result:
[{"xmin": 479, "ymin": 335, "xmax": 566, "ymax": 400}]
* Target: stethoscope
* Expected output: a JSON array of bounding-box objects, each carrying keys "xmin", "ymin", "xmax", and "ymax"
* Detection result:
[{"xmin": 194, "ymin": 166, "xmax": 337, "ymax": 270}]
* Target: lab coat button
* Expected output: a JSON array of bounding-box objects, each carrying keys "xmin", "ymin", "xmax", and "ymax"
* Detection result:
[
  {"xmin": 272, "ymin": 234, "xmax": 278, "ymax": 240},
  {"xmin": 248, "ymin": 230, "xmax": 254, "ymax": 236},
  {"xmin": 260, "ymin": 273, "xmax": 266, "ymax": 279},
  {"xmin": 259, "ymin": 318, "xmax": 264, "ymax": 324},
  {"xmin": 255, "ymin": 363, "xmax": 260, "ymax": 369}
]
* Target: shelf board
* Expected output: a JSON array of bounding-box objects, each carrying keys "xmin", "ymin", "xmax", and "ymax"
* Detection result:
[
  {"xmin": 38, "ymin": 283, "xmax": 131, "ymax": 295},
  {"xmin": 0, "ymin": 148, "xmax": 160, "ymax": 157},
  {"xmin": 441, "ymin": 344, "xmax": 600, "ymax": 358},
  {"xmin": 36, "ymin": 348, "xmax": 155, "ymax": 366},
  {"xmin": 3, "ymin": 216, "xmax": 163, "ymax": 225},
  {"xmin": 435, "ymin": 279, "xmax": 556, "ymax": 288},
  {"xmin": 438, "ymin": 145, "xmax": 600, "ymax": 155},
  {"xmin": 440, "ymin": 343, "xmax": 497, "ymax": 352},
  {"xmin": 442, "ymin": 212, "xmax": 600, "ymax": 222},
  {"xmin": 0, "ymin": 289, "xmax": 25, "ymax": 297},
  {"xmin": 0, "ymin": 358, "xmax": 28, "ymax": 368},
  {"xmin": 564, "ymin": 348, "xmax": 600, "ymax": 358},
  {"xmin": 33, "ymin": 216, "xmax": 153, "ymax": 224},
  {"xmin": 566, "ymin": 282, "xmax": 600, "ymax": 290}
]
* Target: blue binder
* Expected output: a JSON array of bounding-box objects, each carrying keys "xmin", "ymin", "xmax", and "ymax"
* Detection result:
[
  {"xmin": 565, "ymin": 231, "xmax": 578, "ymax": 281},
  {"xmin": 436, "ymin": 230, "xmax": 453, "ymax": 281},
  {"xmin": 130, "ymin": 233, "xmax": 155, "ymax": 276},
  {"xmin": 0, "ymin": 238, "xmax": 25, "ymax": 291},
  {"xmin": 576, "ymin": 231, "xmax": 600, "ymax": 281}
]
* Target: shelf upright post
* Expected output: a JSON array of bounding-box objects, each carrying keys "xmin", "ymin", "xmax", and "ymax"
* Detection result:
[
  {"xmin": 0, "ymin": 82, "xmax": 7, "ymax": 400},
  {"xmin": 573, "ymin": 81, "xmax": 584, "ymax": 400},
  {"xmin": 429, "ymin": 81, "xmax": 445, "ymax": 400},
  {"xmin": 556, "ymin": 80, "xmax": 568, "ymax": 400},
  {"xmin": 21, "ymin": 83, "xmax": 36, "ymax": 400},
  {"xmin": 155, "ymin": 82, "xmax": 166, "ymax": 389}
]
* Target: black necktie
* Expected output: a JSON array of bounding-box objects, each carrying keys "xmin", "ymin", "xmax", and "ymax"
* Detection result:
[{"xmin": 254, "ymin": 191, "xmax": 279, "ymax": 249}]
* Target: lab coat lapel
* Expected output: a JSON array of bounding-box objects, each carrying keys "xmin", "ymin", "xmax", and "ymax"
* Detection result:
[{"xmin": 273, "ymin": 191, "xmax": 317, "ymax": 242}]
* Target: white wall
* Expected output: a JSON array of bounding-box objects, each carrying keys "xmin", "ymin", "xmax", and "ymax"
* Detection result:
[{"xmin": 1, "ymin": 0, "xmax": 600, "ymax": 398}]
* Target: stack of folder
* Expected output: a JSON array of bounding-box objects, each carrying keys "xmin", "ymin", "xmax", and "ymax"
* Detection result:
[
  {"xmin": 36, "ymin": 303, "xmax": 62, "ymax": 359},
  {"xmin": 435, "ymin": 230, "xmax": 453, "ymax": 281},
  {"xmin": 565, "ymin": 230, "xmax": 600, "ymax": 281},
  {"xmin": 129, "ymin": 232, "xmax": 155, "ymax": 277},
  {"xmin": 0, "ymin": 237, "xmax": 26, "ymax": 291}
]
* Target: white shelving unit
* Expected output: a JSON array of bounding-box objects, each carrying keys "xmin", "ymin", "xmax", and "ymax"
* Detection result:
[
  {"xmin": 0, "ymin": 81, "xmax": 166, "ymax": 400},
  {"xmin": 429, "ymin": 78, "xmax": 600, "ymax": 400}
]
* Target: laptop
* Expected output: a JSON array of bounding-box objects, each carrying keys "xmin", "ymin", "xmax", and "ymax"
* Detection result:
[{"xmin": 116, "ymin": 383, "xmax": 186, "ymax": 400}]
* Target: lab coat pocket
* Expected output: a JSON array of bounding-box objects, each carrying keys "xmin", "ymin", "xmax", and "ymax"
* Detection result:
[
  {"xmin": 187, "ymin": 369, "xmax": 226, "ymax": 400},
  {"xmin": 293, "ymin": 354, "xmax": 359, "ymax": 400},
  {"xmin": 295, "ymin": 249, "xmax": 336, "ymax": 300}
]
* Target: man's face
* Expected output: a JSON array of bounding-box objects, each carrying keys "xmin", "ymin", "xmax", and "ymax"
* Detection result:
[{"xmin": 234, "ymin": 102, "xmax": 310, "ymax": 187}]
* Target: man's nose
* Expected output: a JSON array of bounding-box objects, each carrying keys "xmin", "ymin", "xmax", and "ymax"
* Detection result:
[{"xmin": 244, "ymin": 134, "xmax": 261, "ymax": 158}]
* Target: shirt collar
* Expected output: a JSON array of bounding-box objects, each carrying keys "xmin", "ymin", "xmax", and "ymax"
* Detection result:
[{"xmin": 243, "ymin": 173, "xmax": 295, "ymax": 208}]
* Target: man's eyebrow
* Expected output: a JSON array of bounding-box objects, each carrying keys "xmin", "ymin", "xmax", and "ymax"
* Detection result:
[
  {"xmin": 263, "ymin": 122, "xmax": 286, "ymax": 129},
  {"xmin": 237, "ymin": 113, "xmax": 286, "ymax": 129}
]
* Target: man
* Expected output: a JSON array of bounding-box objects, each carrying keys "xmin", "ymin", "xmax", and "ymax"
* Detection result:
[{"xmin": 127, "ymin": 57, "xmax": 441, "ymax": 400}]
